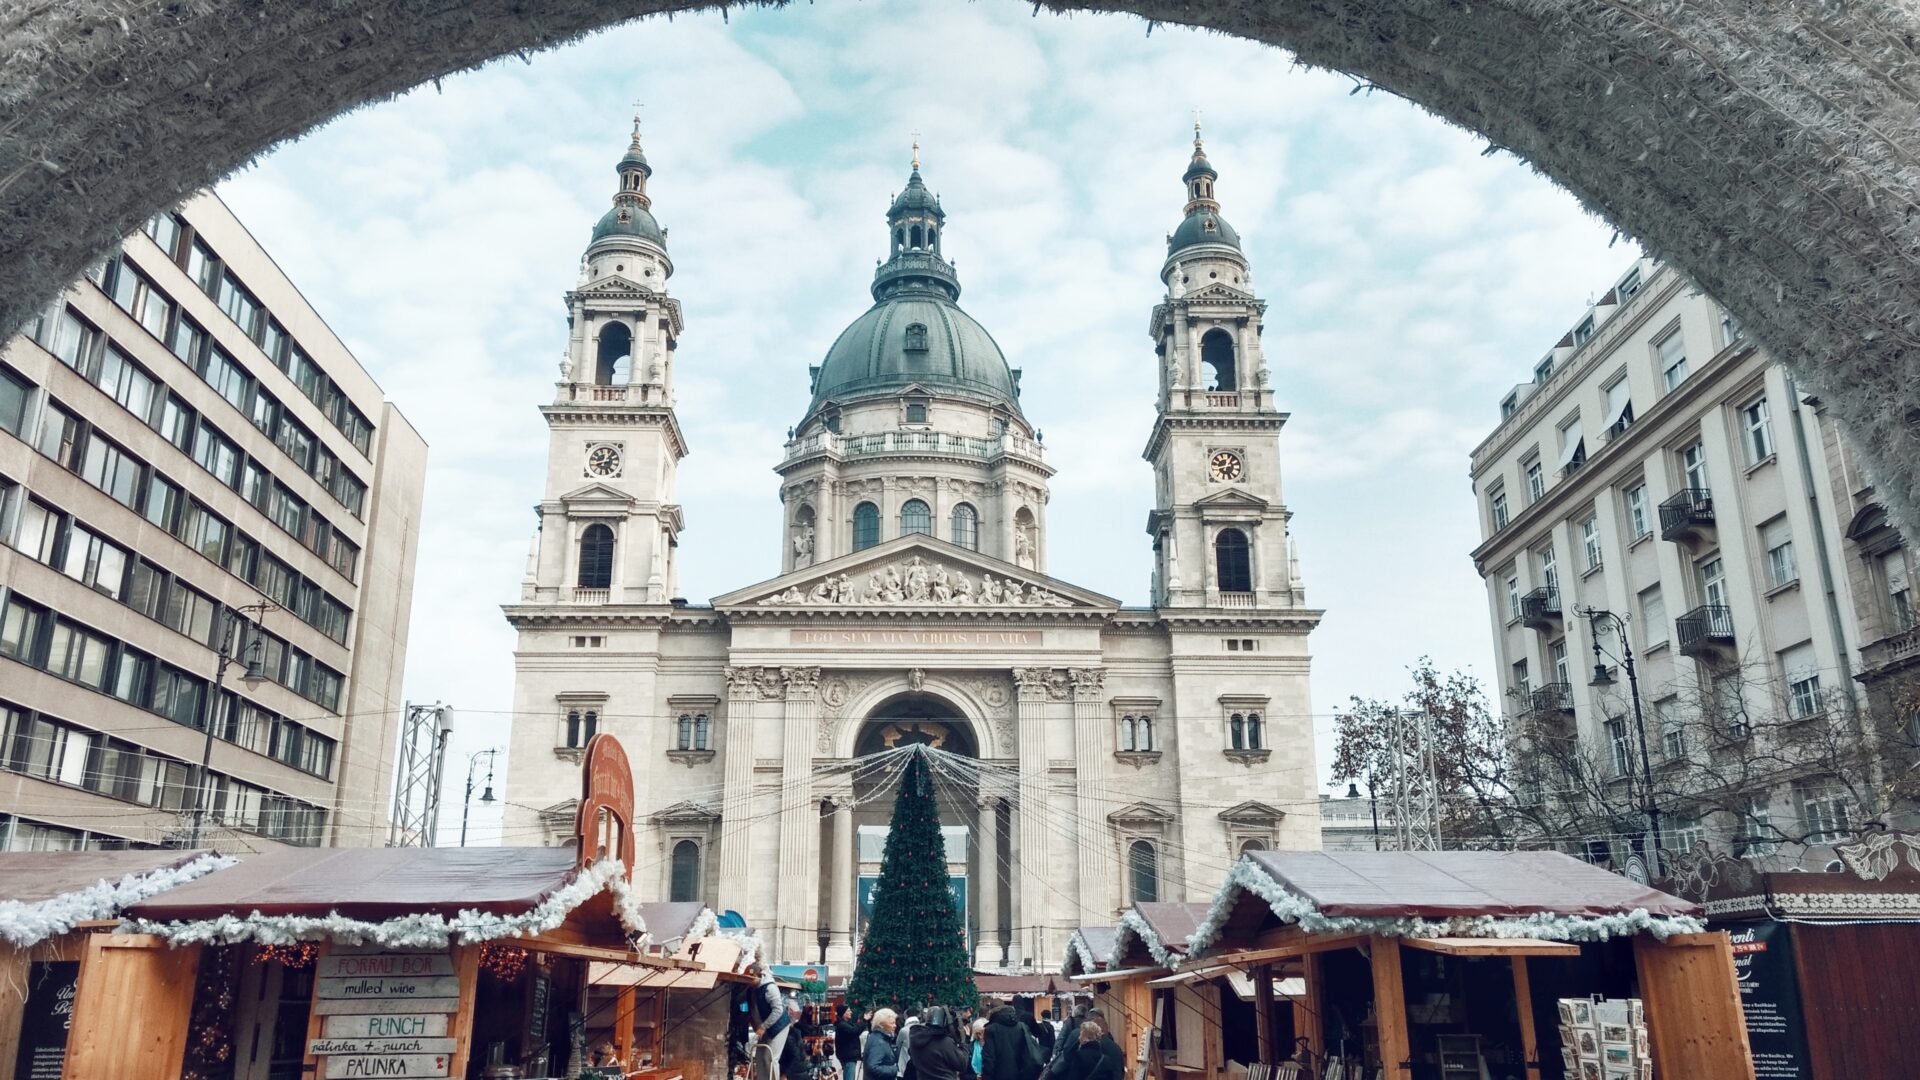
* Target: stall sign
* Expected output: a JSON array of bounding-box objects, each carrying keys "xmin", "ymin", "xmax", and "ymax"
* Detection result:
[
  {"xmin": 771, "ymin": 965, "xmax": 830, "ymax": 999},
  {"xmin": 320, "ymin": 1053, "xmax": 451, "ymax": 1078},
  {"xmin": 1728, "ymin": 921, "xmax": 1812, "ymax": 1080},
  {"xmin": 524, "ymin": 971, "xmax": 553, "ymax": 1056},
  {"xmin": 314, "ymin": 952, "xmax": 459, "ymax": 1080},
  {"xmin": 11, "ymin": 960, "xmax": 78, "ymax": 1080}
]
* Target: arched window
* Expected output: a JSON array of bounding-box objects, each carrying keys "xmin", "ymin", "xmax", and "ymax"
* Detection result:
[
  {"xmin": 911, "ymin": 224, "xmax": 924, "ymax": 249},
  {"xmin": 1137, "ymin": 715, "xmax": 1155, "ymax": 752},
  {"xmin": 900, "ymin": 499, "xmax": 932, "ymax": 536},
  {"xmin": 1216, "ymin": 528, "xmax": 1251, "ymax": 593},
  {"xmin": 1240, "ymin": 838, "xmax": 1266, "ymax": 854},
  {"xmin": 670, "ymin": 840, "xmax": 701, "ymax": 903},
  {"xmin": 566, "ymin": 709, "xmax": 599, "ymax": 748},
  {"xmin": 927, "ymin": 228, "xmax": 937, "ymax": 249},
  {"xmin": 1129, "ymin": 840, "xmax": 1160, "ymax": 903},
  {"xmin": 595, "ymin": 322, "xmax": 633, "ymax": 385},
  {"xmin": 1119, "ymin": 716, "xmax": 1136, "ymax": 752},
  {"xmin": 951, "ymin": 503, "xmax": 979, "ymax": 550},
  {"xmin": 578, "ymin": 524, "xmax": 615, "ymax": 589},
  {"xmin": 1230, "ymin": 713, "xmax": 1246, "ymax": 750},
  {"xmin": 852, "ymin": 502, "xmax": 880, "ymax": 551},
  {"xmin": 1201, "ymin": 329, "xmax": 1236, "ymax": 391},
  {"xmin": 1245, "ymin": 712, "xmax": 1263, "ymax": 750},
  {"xmin": 677, "ymin": 712, "xmax": 711, "ymax": 751},
  {"xmin": 894, "ymin": 228, "xmax": 904, "ymax": 251}
]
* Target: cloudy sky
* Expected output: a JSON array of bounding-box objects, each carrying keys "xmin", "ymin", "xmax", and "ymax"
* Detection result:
[{"xmin": 218, "ymin": 0, "xmax": 1631, "ymax": 842}]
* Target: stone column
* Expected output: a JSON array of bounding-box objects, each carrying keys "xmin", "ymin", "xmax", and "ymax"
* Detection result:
[
  {"xmin": 974, "ymin": 796, "xmax": 1002, "ymax": 969},
  {"xmin": 778, "ymin": 667, "xmax": 821, "ymax": 961},
  {"xmin": 1011, "ymin": 668, "xmax": 1053, "ymax": 966},
  {"xmin": 828, "ymin": 797, "xmax": 855, "ymax": 967},
  {"xmin": 1070, "ymin": 668, "xmax": 1114, "ymax": 924},
  {"xmin": 717, "ymin": 666, "xmax": 759, "ymax": 914}
]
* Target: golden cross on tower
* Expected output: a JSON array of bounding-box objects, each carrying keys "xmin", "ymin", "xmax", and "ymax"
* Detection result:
[
  {"xmin": 911, "ymin": 131, "xmax": 921, "ymax": 170},
  {"xmin": 630, "ymin": 101, "xmax": 644, "ymax": 142},
  {"xmin": 1192, "ymin": 108, "xmax": 1204, "ymax": 150}
]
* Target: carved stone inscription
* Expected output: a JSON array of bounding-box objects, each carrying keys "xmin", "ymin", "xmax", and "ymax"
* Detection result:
[{"xmin": 791, "ymin": 628, "xmax": 1042, "ymax": 647}]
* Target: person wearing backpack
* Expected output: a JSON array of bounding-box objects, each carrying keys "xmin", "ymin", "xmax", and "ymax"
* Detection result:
[{"xmin": 980, "ymin": 1005, "xmax": 1043, "ymax": 1080}]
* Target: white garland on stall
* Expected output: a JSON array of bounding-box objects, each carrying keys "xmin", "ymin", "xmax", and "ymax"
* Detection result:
[
  {"xmin": 719, "ymin": 928, "xmax": 764, "ymax": 970},
  {"xmin": 1113, "ymin": 908, "xmax": 1176, "ymax": 968},
  {"xmin": 0, "ymin": 853, "xmax": 236, "ymax": 948},
  {"xmin": 1185, "ymin": 858, "xmax": 1706, "ymax": 957},
  {"xmin": 122, "ymin": 858, "xmax": 650, "ymax": 950},
  {"xmin": 683, "ymin": 906, "xmax": 719, "ymax": 945},
  {"xmin": 1063, "ymin": 931, "xmax": 1101, "ymax": 977}
]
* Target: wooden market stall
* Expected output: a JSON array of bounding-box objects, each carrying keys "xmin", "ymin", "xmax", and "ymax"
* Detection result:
[
  {"xmin": 72, "ymin": 733, "xmax": 684, "ymax": 1080},
  {"xmin": 0, "ymin": 849, "xmax": 231, "ymax": 1080},
  {"xmin": 587, "ymin": 900, "xmax": 758, "ymax": 1080},
  {"xmin": 1659, "ymin": 839, "xmax": 1920, "ymax": 1080},
  {"xmin": 1179, "ymin": 850, "xmax": 1751, "ymax": 1080}
]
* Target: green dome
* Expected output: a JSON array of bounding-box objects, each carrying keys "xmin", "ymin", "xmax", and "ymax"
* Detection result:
[
  {"xmin": 807, "ymin": 295, "xmax": 1020, "ymax": 415},
  {"xmin": 591, "ymin": 203, "xmax": 666, "ymax": 247},
  {"xmin": 1169, "ymin": 207, "xmax": 1240, "ymax": 254}
]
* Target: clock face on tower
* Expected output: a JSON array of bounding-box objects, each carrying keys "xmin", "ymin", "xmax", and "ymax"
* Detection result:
[
  {"xmin": 1209, "ymin": 450, "xmax": 1244, "ymax": 483},
  {"xmin": 585, "ymin": 444, "xmax": 623, "ymax": 478}
]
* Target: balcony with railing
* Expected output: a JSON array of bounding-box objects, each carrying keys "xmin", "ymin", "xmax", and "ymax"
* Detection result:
[
  {"xmin": 1860, "ymin": 617, "xmax": 1920, "ymax": 677},
  {"xmin": 1677, "ymin": 604, "xmax": 1735, "ymax": 658},
  {"xmin": 1520, "ymin": 587, "xmax": 1562, "ymax": 631},
  {"xmin": 1659, "ymin": 488, "xmax": 1715, "ymax": 542},
  {"xmin": 571, "ymin": 587, "xmax": 610, "ymax": 604},
  {"xmin": 1529, "ymin": 682, "xmax": 1576, "ymax": 716},
  {"xmin": 781, "ymin": 428, "xmax": 1046, "ymax": 467},
  {"xmin": 1218, "ymin": 591, "xmax": 1255, "ymax": 608}
]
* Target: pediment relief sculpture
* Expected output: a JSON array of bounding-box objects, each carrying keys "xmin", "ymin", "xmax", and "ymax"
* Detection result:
[{"xmin": 760, "ymin": 554, "xmax": 1075, "ymax": 608}]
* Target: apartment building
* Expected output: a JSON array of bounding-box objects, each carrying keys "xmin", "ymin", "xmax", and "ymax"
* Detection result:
[
  {"xmin": 1468, "ymin": 257, "xmax": 1917, "ymax": 873},
  {"xmin": 0, "ymin": 192, "xmax": 426, "ymax": 850}
]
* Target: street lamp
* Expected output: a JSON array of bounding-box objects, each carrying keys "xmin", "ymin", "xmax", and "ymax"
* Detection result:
[
  {"xmin": 459, "ymin": 748, "xmax": 499, "ymax": 847},
  {"xmin": 183, "ymin": 601, "xmax": 276, "ymax": 848},
  {"xmin": 1581, "ymin": 606, "xmax": 1662, "ymax": 877}
]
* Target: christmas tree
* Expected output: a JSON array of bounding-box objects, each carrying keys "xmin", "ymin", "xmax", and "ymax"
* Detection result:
[{"xmin": 848, "ymin": 748, "xmax": 979, "ymax": 1012}]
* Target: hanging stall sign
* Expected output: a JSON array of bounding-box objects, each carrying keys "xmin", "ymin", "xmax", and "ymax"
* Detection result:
[
  {"xmin": 313, "ymin": 951, "xmax": 459, "ymax": 1080},
  {"xmin": 1728, "ymin": 921, "xmax": 1811, "ymax": 1080},
  {"xmin": 11, "ymin": 960, "xmax": 79, "ymax": 1080}
]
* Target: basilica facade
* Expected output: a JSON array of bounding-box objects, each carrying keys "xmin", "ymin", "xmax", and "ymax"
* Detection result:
[{"xmin": 501, "ymin": 121, "xmax": 1322, "ymax": 971}]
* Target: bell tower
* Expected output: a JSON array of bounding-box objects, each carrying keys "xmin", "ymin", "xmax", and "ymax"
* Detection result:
[
  {"xmin": 524, "ymin": 116, "xmax": 688, "ymax": 606},
  {"xmin": 1144, "ymin": 127, "xmax": 1303, "ymax": 609}
]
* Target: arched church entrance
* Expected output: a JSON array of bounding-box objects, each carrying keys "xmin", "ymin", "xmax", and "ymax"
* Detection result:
[{"xmin": 837, "ymin": 693, "xmax": 1010, "ymax": 968}]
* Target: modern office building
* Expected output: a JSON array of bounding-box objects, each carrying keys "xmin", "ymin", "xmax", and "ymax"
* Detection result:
[
  {"xmin": 1468, "ymin": 257, "xmax": 1917, "ymax": 873},
  {"xmin": 0, "ymin": 192, "xmax": 427, "ymax": 850}
]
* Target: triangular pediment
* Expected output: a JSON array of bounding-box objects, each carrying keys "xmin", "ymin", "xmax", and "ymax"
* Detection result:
[
  {"xmin": 651, "ymin": 800, "xmax": 721, "ymax": 825},
  {"xmin": 1191, "ymin": 487, "xmax": 1271, "ymax": 512},
  {"xmin": 579, "ymin": 273, "xmax": 657, "ymax": 297},
  {"xmin": 1218, "ymin": 800, "xmax": 1285, "ymax": 826},
  {"xmin": 1189, "ymin": 282, "xmax": 1255, "ymax": 302},
  {"xmin": 559, "ymin": 482, "xmax": 637, "ymax": 509},
  {"xmin": 1108, "ymin": 800, "xmax": 1176, "ymax": 826},
  {"xmin": 713, "ymin": 534, "xmax": 1119, "ymax": 612}
]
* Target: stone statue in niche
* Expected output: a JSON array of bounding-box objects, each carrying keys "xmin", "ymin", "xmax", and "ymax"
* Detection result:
[
  {"xmin": 792, "ymin": 524, "xmax": 815, "ymax": 568},
  {"xmin": 1014, "ymin": 525, "xmax": 1035, "ymax": 569}
]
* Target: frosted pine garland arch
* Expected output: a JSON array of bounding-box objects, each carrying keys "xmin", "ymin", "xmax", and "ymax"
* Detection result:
[{"xmin": 7, "ymin": 3, "xmax": 1920, "ymax": 536}]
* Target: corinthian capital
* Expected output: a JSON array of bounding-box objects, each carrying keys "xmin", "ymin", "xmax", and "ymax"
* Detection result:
[
  {"xmin": 1069, "ymin": 667, "xmax": 1107, "ymax": 700},
  {"xmin": 725, "ymin": 666, "xmax": 759, "ymax": 696},
  {"xmin": 1012, "ymin": 667, "xmax": 1053, "ymax": 699},
  {"xmin": 782, "ymin": 666, "xmax": 822, "ymax": 696}
]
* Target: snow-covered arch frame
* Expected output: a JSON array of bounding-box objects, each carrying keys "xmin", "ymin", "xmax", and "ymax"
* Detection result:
[{"xmin": 8, "ymin": 3, "xmax": 1920, "ymax": 533}]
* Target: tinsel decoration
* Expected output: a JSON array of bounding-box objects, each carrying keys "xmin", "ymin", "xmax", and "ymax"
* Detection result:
[
  {"xmin": 480, "ymin": 941, "xmax": 529, "ymax": 980},
  {"xmin": 256, "ymin": 942, "xmax": 318, "ymax": 969},
  {"xmin": 180, "ymin": 944, "xmax": 238, "ymax": 1080},
  {"xmin": 0, "ymin": 853, "xmax": 235, "ymax": 948}
]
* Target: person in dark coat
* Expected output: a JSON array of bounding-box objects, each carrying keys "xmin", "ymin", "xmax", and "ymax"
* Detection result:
[
  {"xmin": 864, "ymin": 1010, "xmax": 902, "ymax": 1080},
  {"xmin": 908, "ymin": 1007, "xmax": 970, "ymax": 1080},
  {"xmin": 1027, "ymin": 1012, "xmax": 1056, "ymax": 1060},
  {"xmin": 836, "ymin": 1007, "xmax": 867, "ymax": 1080},
  {"xmin": 980, "ymin": 1005, "xmax": 1040, "ymax": 1080},
  {"xmin": 1065, "ymin": 1023, "xmax": 1123, "ymax": 1080}
]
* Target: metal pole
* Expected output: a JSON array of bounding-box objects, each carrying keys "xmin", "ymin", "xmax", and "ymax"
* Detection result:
[
  {"xmin": 185, "ymin": 603, "xmax": 268, "ymax": 848},
  {"xmin": 1620, "ymin": 628, "xmax": 1661, "ymax": 878},
  {"xmin": 1367, "ymin": 776, "xmax": 1380, "ymax": 851},
  {"xmin": 460, "ymin": 748, "xmax": 496, "ymax": 847},
  {"xmin": 425, "ymin": 707, "xmax": 454, "ymax": 846}
]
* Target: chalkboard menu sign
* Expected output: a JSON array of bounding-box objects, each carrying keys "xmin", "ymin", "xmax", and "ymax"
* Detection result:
[
  {"xmin": 1729, "ymin": 920, "xmax": 1811, "ymax": 1080},
  {"xmin": 13, "ymin": 960, "xmax": 79, "ymax": 1080}
]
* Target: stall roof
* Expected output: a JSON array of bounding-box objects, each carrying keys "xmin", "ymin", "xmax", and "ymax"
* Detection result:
[
  {"xmin": 1062, "ymin": 926, "xmax": 1118, "ymax": 977},
  {"xmin": 0, "ymin": 850, "xmax": 231, "ymax": 949},
  {"xmin": 1113, "ymin": 902, "xmax": 1211, "ymax": 967},
  {"xmin": 1189, "ymin": 850, "xmax": 1701, "ymax": 956},
  {"xmin": 975, "ymin": 973, "xmax": 1068, "ymax": 996},
  {"xmin": 0, "ymin": 850, "xmax": 211, "ymax": 904},
  {"xmin": 636, "ymin": 902, "xmax": 713, "ymax": 944},
  {"xmin": 125, "ymin": 847, "xmax": 585, "ymax": 921}
]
